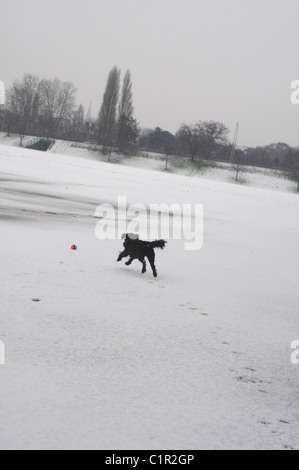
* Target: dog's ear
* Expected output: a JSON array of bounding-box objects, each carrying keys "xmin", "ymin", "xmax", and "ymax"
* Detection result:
[
  {"xmin": 128, "ymin": 233, "xmax": 139, "ymax": 240},
  {"xmin": 121, "ymin": 233, "xmax": 139, "ymax": 241}
]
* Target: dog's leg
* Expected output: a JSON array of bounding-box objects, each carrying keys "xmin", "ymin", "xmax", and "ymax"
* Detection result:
[
  {"xmin": 125, "ymin": 257, "xmax": 134, "ymax": 266},
  {"xmin": 117, "ymin": 249, "xmax": 129, "ymax": 262},
  {"xmin": 138, "ymin": 257, "xmax": 146, "ymax": 274},
  {"xmin": 147, "ymin": 253, "xmax": 157, "ymax": 278}
]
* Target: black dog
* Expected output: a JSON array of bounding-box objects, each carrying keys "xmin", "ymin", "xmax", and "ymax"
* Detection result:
[{"xmin": 117, "ymin": 233, "xmax": 167, "ymax": 277}]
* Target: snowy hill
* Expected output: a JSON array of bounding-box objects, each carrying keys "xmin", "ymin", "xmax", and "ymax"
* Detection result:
[
  {"xmin": 0, "ymin": 132, "xmax": 295, "ymax": 193},
  {"xmin": 0, "ymin": 143, "xmax": 298, "ymax": 450}
]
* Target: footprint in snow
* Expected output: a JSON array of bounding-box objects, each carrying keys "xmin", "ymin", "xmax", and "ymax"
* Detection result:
[
  {"xmin": 237, "ymin": 376, "xmax": 267, "ymax": 385},
  {"xmin": 237, "ymin": 376, "xmax": 255, "ymax": 384},
  {"xmin": 258, "ymin": 389, "xmax": 268, "ymax": 394}
]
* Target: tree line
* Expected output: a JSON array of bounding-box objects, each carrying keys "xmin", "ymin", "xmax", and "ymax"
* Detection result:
[
  {"xmin": 0, "ymin": 69, "xmax": 298, "ymax": 176},
  {"xmin": 2, "ymin": 75, "xmax": 78, "ymax": 139}
]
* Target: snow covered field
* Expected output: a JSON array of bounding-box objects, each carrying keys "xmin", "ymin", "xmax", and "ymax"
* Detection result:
[
  {"xmin": 0, "ymin": 132, "xmax": 295, "ymax": 193},
  {"xmin": 0, "ymin": 143, "xmax": 298, "ymax": 450}
]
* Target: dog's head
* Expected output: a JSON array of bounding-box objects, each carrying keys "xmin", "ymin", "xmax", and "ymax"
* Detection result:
[
  {"xmin": 121, "ymin": 233, "xmax": 139, "ymax": 247},
  {"xmin": 121, "ymin": 233, "xmax": 139, "ymax": 241}
]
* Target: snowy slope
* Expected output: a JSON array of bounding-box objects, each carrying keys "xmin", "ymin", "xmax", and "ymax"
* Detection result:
[
  {"xmin": 0, "ymin": 144, "xmax": 298, "ymax": 450},
  {"xmin": 0, "ymin": 132, "xmax": 294, "ymax": 192}
]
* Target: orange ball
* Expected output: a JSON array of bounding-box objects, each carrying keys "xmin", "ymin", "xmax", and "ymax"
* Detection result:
[{"xmin": 71, "ymin": 245, "xmax": 77, "ymax": 251}]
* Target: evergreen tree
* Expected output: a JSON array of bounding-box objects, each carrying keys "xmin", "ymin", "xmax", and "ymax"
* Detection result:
[
  {"xmin": 118, "ymin": 70, "xmax": 134, "ymax": 119},
  {"xmin": 117, "ymin": 115, "xmax": 140, "ymax": 154},
  {"xmin": 97, "ymin": 66, "xmax": 121, "ymax": 152},
  {"xmin": 117, "ymin": 70, "xmax": 138, "ymax": 153}
]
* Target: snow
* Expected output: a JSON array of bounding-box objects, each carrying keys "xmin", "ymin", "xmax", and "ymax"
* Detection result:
[
  {"xmin": 0, "ymin": 133, "xmax": 294, "ymax": 193},
  {"xmin": 0, "ymin": 143, "xmax": 298, "ymax": 450}
]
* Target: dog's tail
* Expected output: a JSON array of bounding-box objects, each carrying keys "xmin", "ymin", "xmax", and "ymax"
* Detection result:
[{"xmin": 150, "ymin": 239, "xmax": 167, "ymax": 250}]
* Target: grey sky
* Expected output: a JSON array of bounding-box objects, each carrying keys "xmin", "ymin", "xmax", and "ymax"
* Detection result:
[{"xmin": 0, "ymin": 0, "xmax": 298, "ymax": 147}]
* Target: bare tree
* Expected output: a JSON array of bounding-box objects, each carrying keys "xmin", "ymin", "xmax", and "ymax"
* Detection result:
[
  {"xmin": 8, "ymin": 73, "xmax": 40, "ymax": 137},
  {"xmin": 232, "ymin": 150, "xmax": 245, "ymax": 181},
  {"xmin": 176, "ymin": 124, "xmax": 200, "ymax": 161},
  {"xmin": 198, "ymin": 121, "xmax": 229, "ymax": 160},
  {"xmin": 39, "ymin": 78, "xmax": 76, "ymax": 137},
  {"xmin": 97, "ymin": 66, "xmax": 121, "ymax": 154}
]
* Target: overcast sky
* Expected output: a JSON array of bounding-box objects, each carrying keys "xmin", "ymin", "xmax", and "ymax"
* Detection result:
[{"xmin": 0, "ymin": 0, "xmax": 298, "ymax": 147}]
